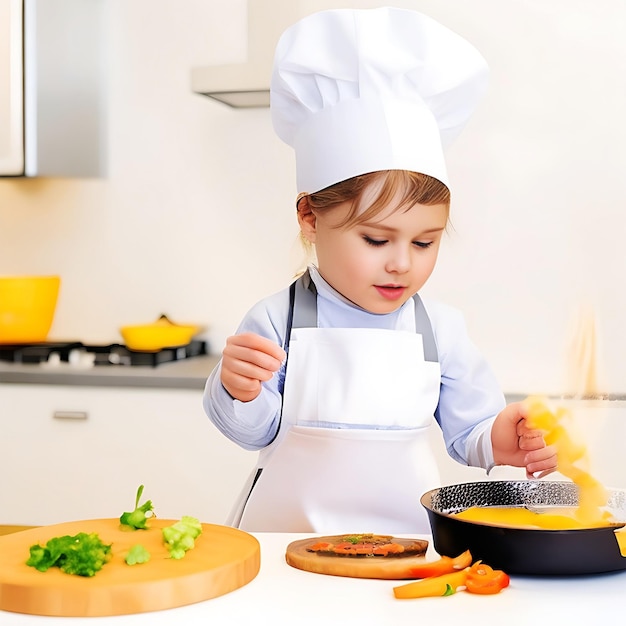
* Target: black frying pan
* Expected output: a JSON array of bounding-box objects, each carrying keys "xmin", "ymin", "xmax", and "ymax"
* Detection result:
[{"xmin": 421, "ymin": 481, "xmax": 626, "ymax": 576}]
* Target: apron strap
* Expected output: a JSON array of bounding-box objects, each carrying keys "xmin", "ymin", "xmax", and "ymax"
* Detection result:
[
  {"xmin": 292, "ymin": 270, "xmax": 319, "ymax": 329},
  {"xmin": 285, "ymin": 269, "xmax": 438, "ymax": 361},
  {"xmin": 273, "ymin": 274, "xmax": 317, "ymax": 445},
  {"xmin": 413, "ymin": 294, "xmax": 438, "ymax": 363},
  {"xmin": 283, "ymin": 271, "xmax": 318, "ymax": 354}
]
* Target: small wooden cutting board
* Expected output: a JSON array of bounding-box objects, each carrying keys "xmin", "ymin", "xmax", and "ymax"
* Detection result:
[
  {"xmin": 0, "ymin": 518, "xmax": 260, "ymax": 617},
  {"xmin": 286, "ymin": 535, "xmax": 429, "ymax": 580}
]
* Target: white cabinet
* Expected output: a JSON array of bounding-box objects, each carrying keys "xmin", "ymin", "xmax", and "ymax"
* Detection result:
[
  {"xmin": 12, "ymin": 385, "xmax": 624, "ymax": 528},
  {"xmin": 0, "ymin": 384, "xmax": 258, "ymax": 525},
  {"xmin": 0, "ymin": 0, "xmax": 105, "ymax": 177},
  {"xmin": 0, "ymin": 382, "xmax": 529, "ymax": 527}
]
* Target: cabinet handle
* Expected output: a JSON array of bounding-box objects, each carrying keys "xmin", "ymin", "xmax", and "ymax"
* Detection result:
[{"xmin": 53, "ymin": 411, "xmax": 88, "ymax": 421}]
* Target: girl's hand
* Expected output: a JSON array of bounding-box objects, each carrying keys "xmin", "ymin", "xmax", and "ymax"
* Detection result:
[
  {"xmin": 491, "ymin": 402, "xmax": 558, "ymax": 479},
  {"xmin": 220, "ymin": 332, "xmax": 286, "ymax": 402}
]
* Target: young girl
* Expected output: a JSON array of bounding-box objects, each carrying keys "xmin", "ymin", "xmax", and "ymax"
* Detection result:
[{"xmin": 203, "ymin": 8, "xmax": 557, "ymax": 533}]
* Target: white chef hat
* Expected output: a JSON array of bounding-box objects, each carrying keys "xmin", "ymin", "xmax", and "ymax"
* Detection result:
[{"xmin": 270, "ymin": 7, "xmax": 489, "ymax": 194}]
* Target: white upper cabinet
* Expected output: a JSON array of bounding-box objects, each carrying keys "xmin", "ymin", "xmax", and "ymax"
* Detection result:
[{"xmin": 0, "ymin": 0, "xmax": 106, "ymax": 178}]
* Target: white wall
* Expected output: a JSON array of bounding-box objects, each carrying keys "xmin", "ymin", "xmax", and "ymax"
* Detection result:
[{"xmin": 0, "ymin": 0, "xmax": 624, "ymax": 396}]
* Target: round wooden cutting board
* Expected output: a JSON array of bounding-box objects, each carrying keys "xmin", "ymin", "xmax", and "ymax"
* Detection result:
[
  {"xmin": 286, "ymin": 535, "xmax": 430, "ymax": 580},
  {"xmin": 0, "ymin": 518, "xmax": 260, "ymax": 617}
]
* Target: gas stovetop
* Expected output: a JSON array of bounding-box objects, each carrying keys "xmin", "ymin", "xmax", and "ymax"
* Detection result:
[{"xmin": 0, "ymin": 340, "xmax": 208, "ymax": 368}]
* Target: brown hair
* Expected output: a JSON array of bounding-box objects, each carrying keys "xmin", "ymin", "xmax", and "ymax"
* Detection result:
[{"xmin": 298, "ymin": 170, "xmax": 450, "ymax": 228}]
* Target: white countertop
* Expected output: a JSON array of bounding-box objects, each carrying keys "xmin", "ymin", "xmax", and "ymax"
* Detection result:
[{"xmin": 1, "ymin": 533, "xmax": 624, "ymax": 626}]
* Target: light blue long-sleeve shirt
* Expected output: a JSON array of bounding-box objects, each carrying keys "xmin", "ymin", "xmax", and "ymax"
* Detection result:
[{"xmin": 203, "ymin": 266, "xmax": 504, "ymax": 470}]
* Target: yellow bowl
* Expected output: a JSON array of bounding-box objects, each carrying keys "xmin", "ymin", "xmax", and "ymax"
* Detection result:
[
  {"xmin": 120, "ymin": 316, "xmax": 201, "ymax": 352},
  {"xmin": 0, "ymin": 276, "xmax": 61, "ymax": 344}
]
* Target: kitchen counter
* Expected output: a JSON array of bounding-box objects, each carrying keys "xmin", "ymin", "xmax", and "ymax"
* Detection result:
[
  {"xmin": 0, "ymin": 532, "xmax": 624, "ymax": 626},
  {"xmin": 4, "ymin": 357, "xmax": 624, "ymax": 400},
  {"xmin": 0, "ymin": 355, "xmax": 220, "ymax": 390}
]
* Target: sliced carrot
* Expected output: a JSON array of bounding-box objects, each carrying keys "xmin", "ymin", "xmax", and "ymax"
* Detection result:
[
  {"xmin": 406, "ymin": 550, "xmax": 472, "ymax": 579},
  {"xmin": 393, "ymin": 569, "xmax": 469, "ymax": 599},
  {"xmin": 465, "ymin": 561, "xmax": 510, "ymax": 595}
]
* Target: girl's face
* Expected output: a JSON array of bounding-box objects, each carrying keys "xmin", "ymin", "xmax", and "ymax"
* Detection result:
[{"xmin": 299, "ymin": 192, "xmax": 448, "ymax": 314}]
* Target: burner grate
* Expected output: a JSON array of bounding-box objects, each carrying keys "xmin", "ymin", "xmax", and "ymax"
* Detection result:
[{"xmin": 0, "ymin": 340, "xmax": 208, "ymax": 367}]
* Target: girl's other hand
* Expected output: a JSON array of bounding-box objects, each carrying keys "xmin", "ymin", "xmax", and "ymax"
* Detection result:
[
  {"xmin": 491, "ymin": 402, "xmax": 558, "ymax": 479},
  {"xmin": 220, "ymin": 332, "xmax": 286, "ymax": 402}
]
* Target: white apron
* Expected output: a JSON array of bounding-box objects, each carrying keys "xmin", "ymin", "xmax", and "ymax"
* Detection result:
[{"xmin": 231, "ymin": 274, "xmax": 442, "ymax": 534}]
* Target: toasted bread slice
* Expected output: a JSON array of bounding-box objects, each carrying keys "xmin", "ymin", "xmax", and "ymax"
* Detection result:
[{"xmin": 286, "ymin": 534, "xmax": 430, "ymax": 579}]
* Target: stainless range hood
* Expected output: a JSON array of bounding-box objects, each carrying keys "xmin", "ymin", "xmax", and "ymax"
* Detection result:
[
  {"xmin": 191, "ymin": 0, "xmax": 303, "ymax": 108},
  {"xmin": 0, "ymin": 0, "xmax": 105, "ymax": 177}
]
